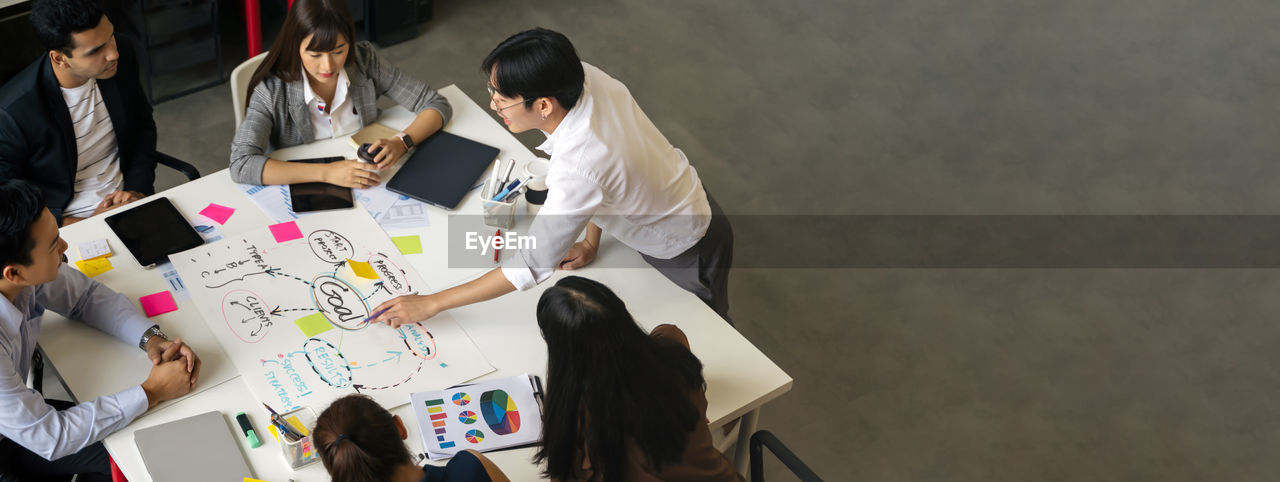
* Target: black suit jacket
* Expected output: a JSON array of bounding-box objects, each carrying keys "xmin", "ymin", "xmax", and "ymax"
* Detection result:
[{"xmin": 0, "ymin": 51, "xmax": 157, "ymax": 223}]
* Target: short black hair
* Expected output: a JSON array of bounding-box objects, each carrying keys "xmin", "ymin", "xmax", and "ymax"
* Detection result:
[
  {"xmin": 0, "ymin": 180, "xmax": 48, "ymax": 269},
  {"xmin": 30, "ymin": 0, "xmax": 106, "ymax": 55},
  {"xmin": 481, "ymin": 28, "xmax": 585, "ymax": 111}
]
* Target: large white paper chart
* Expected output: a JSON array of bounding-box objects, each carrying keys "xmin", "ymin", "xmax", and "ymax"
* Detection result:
[{"xmin": 172, "ymin": 209, "xmax": 494, "ymax": 412}]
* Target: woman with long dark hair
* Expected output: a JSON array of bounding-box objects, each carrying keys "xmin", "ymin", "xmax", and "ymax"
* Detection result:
[
  {"xmin": 313, "ymin": 394, "xmax": 509, "ymax": 482},
  {"xmin": 536, "ymin": 276, "xmax": 742, "ymax": 481},
  {"xmin": 229, "ymin": 0, "xmax": 450, "ymax": 189}
]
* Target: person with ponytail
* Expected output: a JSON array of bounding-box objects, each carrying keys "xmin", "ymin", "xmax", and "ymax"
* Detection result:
[
  {"xmin": 535, "ymin": 276, "xmax": 742, "ymax": 481},
  {"xmin": 230, "ymin": 0, "xmax": 451, "ymax": 189},
  {"xmin": 313, "ymin": 394, "xmax": 508, "ymax": 482}
]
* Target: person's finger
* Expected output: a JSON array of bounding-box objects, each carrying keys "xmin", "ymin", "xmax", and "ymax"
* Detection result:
[
  {"xmin": 162, "ymin": 338, "xmax": 182, "ymax": 361},
  {"xmin": 190, "ymin": 358, "xmax": 202, "ymax": 386},
  {"xmin": 180, "ymin": 345, "xmax": 195, "ymax": 372},
  {"xmin": 148, "ymin": 348, "xmax": 162, "ymax": 365}
]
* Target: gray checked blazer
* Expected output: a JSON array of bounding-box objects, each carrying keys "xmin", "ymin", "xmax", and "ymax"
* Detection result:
[{"xmin": 229, "ymin": 41, "xmax": 452, "ymax": 184}]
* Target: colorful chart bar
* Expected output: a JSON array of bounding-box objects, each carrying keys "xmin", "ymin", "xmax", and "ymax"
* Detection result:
[
  {"xmin": 424, "ymin": 399, "xmax": 445, "ymax": 407},
  {"xmin": 430, "ymin": 413, "xmax": 447, "ymax": 421},
  {"xmin": 432, "ymin": 421, "xmax": 446, "ymax": 428},
  {"xmin": 435, "ymin": 428, "xmax": 447, "ymax": 434},
  {"xmin": 428, "ymin": 406, "xmax": 443, "ymax": 414},
  {"xmin": 440, "ymin": 441, "xmax": 456, "ymax": 449}
]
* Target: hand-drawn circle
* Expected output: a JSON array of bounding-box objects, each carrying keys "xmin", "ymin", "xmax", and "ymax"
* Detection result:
[
  {"xmin": 368, "ymin": 253, "xmax": 413, "ymax": 294},
  {"xmin": 307, "ymin": 230, "xmax": 355, "ymax": 263},
  {"xmin": 303, "ymin": 338, "xmax": 354, "ymax": 388},
  {"xmin": 396, "ymin": 324, "xmax": 438, "ymax": 359},
  {"xmin": 309, "ymin": 274, "xmax": 371, "ymax": 331},
  {"xmin": 220, "ymin": 289, "xmax": 272, "ymax": 343}
]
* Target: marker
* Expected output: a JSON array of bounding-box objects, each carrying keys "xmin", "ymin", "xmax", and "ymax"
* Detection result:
[
  {"xmin": 236, "ymin": 412, "xmax": 262, "ymax": 448},
  {"xmin": 365, "ymin": 308, "xmax": 389, "ymax": 323},
  {"xmin": 491, "ymin": 179, "xmax": 522, "ymax": 201},
  {"xmin": 487, "ymin": 161, "xmax": 502, "ymax": 197},
  {"xmin": 494, "ymin": 229, "xmax": 502, "ymax": 263}
]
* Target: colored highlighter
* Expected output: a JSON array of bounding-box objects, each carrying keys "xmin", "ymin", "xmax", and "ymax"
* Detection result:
[{"xmin": 236, "ymin": 412, "xmax": 263, "ymax": 448}]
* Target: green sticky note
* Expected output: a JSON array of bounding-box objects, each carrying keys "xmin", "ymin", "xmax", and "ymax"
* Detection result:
[
  {"xmin": 294, "ymin": 313, "xmax": 334, "ymax": 337},
  {"xmin": 392, "ymin": 235, "xmax": 422, "ymax": 255}
]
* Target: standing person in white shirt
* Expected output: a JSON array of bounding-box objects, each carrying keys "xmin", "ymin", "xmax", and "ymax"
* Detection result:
[
  {"xmin": 370, "ymin": 28, "xmax": 735, "ymax": 327},
  {"xmin": 0, "ymin": 180, "xmax": 201, "ymax": 481}
]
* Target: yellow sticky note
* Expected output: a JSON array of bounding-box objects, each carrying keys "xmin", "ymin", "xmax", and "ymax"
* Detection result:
[
  {"xmin": 392, "ymin": 235, "xmax": 422, "ymax": 255},
  {"xmin": 74, "ymin": 257, "xmax": 113, "ymax": 277},
  {"xmin": 294, "ymin": 313, "xmax": 334, "ymax": 337},
  {"xmin": 286, "ymin": 415, "xmax": 310, "ymax": 436},
  {"xmin": 267, "ymin": 424, "xmax": 279, "ymax": 441},
  {"xmin": 347, "ymin": 259, "xmax": 378, "ymax": 279}
]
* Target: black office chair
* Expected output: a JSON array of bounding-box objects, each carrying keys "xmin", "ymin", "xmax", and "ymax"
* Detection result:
[{"xmin": 749, "ymin": 430, "xmax": 823, "ymax": 482}]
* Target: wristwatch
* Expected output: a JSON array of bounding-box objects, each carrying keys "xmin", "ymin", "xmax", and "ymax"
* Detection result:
[
  {"xmin": 138, "ymin": 325, "xmax": 168, "ymax": 351},
  {"xmin": 395, "ymin": 132, "xmax": 414, "ymax": 150}
]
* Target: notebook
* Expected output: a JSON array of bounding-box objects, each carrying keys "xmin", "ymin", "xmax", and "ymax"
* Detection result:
[
  {"xmin": 386, "ymin": 131, "xmax": 499, "ymax": 210},
  {"xmin": 134, "ymin": 411, "xmax": 254, "ymax": 481}
]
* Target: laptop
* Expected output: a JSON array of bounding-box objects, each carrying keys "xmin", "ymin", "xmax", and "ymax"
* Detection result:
[
  {"xmin": 135, "ymin": 411, "xmax": 254, "ymax": 481},
  {"xmin": 386, "ymin": 131, "xmax": 499, "ymax": 210}
]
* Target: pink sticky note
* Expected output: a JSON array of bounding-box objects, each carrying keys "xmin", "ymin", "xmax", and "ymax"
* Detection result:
[
  {"xmin": 139, "ymin": 291, "xmax": 178, "ymax": 317},
  {"xmin": 198, "ymin": 203, "xmax": 235, "ymax": 225},
  {"xmin": 269, "ymin": 221, "xmax": 303, "ymax": 243}
]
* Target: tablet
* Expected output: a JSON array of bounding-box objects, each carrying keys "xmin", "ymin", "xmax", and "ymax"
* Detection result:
[
  {"xmin": 287, "ymin": 156, "xmax": 354, "ymax": 213},
  {"xmin": 386, "ymin": 131, "xmax": 499, "ymax": 210},
  {"xmin": 104, "ymin": 197, "xmax": 204, "ymax": 268}
]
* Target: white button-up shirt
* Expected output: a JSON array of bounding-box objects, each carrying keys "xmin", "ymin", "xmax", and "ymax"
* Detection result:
[
  {"xmin": 0, "ymin": 264, "xmax": 153, "ymax": 460},
  {"xmin": 501, "ymin": 62, "xmax": 711, "ymax": 291},
  {"xmin": 302, "ymin": 68, "xmax": 361, "ymax": 140}
]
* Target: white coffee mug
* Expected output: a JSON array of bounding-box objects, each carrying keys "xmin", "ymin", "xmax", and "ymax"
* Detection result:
[{"xmin": 523, "ymin": 158, "xmax": 550, "ymax": 214}]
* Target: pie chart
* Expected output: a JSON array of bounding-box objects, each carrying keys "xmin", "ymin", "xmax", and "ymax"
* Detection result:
[
  {"xmin": 464, "ymin": 429, "xmax": 484, "ymax": 444},
  {"xmin": 480, "ymin": 390, "xmax": 521, "ymax": 435},
  {"xmin": 458, "ymin": 411, "xmax": 478, "ymax": 424},
  {"xmin": 451, "ymin": 393, "xmax": 471, "ymax": 406}
]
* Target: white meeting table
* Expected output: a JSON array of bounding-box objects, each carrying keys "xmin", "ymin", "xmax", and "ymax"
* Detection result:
[{"xmin": 38, "ymin": 85, "xmax": 792, "ymax": 481}]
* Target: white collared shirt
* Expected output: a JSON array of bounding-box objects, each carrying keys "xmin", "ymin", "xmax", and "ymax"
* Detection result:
[
  {"xmin": 302, "ymin": 69, "xmax": 361, "ymax": 140},
  {"xmin": 501, "ymin": 62, "xmax": 711, "ymax": 291},
  {"xmin": 0, "ymin": 264, "xmax": 153, "ymax": 460}
]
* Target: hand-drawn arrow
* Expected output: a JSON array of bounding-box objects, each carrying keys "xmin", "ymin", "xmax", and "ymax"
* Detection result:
[
  {"xmin": 270, "ymin": 306, "xmax": 319, "ymax": 317},
  {"xmin": 265, "ymin": 268, "xmax": 313, "ymax": 286},
  {"xmin": 382, "ymin": 351, "xmax": 403, "ymax": 364}
]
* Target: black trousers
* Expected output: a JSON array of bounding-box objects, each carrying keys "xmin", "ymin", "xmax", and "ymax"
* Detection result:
[
  {"xmin": 641, "ymin": 190, "xmax": 735, "ymax": 324},
  {"xmin": 0, "ymin": 399, "xmax": 111, "ymax": 482}
]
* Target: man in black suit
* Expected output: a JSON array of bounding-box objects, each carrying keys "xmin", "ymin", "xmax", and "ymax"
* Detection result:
[{"xmin": 0, "ymin": 0, "xmax": 158, "ymax": 225}]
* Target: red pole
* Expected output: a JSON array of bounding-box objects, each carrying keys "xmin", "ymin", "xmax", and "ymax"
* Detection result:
[{"xmin": 246, "ymin": 0, "xmax": 262, "ymax": 56}]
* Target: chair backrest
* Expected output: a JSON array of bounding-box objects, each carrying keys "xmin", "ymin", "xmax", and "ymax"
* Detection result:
[{"xmin": 230, "ymin": 52, "xmax": 269, "ymax": 129}]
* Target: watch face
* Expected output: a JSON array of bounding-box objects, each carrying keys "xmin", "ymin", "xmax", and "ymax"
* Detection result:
[{"xmin": 400, "ymin": 134, "xmax": 414, "ymax": 149}]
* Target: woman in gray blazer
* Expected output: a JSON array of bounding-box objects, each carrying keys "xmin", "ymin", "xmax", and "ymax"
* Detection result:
[{"xmin": 230, "ymin": 0, "xmax": 451, "ymax": 188}]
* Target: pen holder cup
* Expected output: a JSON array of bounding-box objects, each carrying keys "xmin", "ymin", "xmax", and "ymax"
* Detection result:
[
  {"xmin": 481, "ymin": 178, "xmax": 517, "ymax": 230},
  {"xmin": 277, "ymin": 407, "xmax": 321, "ymax": 470}
]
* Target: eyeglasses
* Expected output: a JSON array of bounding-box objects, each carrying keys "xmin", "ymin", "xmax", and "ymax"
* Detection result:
[{"xmin": 487, "ymin": 84, "xmax": 529, "ymax": 114}]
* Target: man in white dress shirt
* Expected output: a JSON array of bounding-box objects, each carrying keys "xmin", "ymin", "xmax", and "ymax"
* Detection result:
[
  {"xmin": 0, "ymin": 180, "xmax": 201, "ymax": 481},
  {"xmin": 370, "ymin": 28, "xmax": 735, "ymax": 327}
]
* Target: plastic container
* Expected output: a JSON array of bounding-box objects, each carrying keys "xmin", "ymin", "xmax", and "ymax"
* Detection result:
[
  {"xmin": 481, "ymin": 177, "xmax": 517, "ymax": 229},
  {"xmin": 277, "ymin": 407, "xmax": 321, "ymax": 470}
]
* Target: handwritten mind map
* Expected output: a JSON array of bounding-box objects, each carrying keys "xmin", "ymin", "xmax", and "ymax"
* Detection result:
[{"xmin": 172, "ymin": 210, "xmax": 494, "ymax": 411}]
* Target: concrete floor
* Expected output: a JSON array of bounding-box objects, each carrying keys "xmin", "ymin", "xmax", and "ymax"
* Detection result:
[{"xmin": 137, "ymin": 0, "xmax": 1280, "ymax": 480}]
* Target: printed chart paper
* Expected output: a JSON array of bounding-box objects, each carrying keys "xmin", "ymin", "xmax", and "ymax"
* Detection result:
[
  {"xmin": 411, "ymin": 374, "xmax": 542, "ymax": 459},
  {"xmin": 172, "ymin": 210, "xmax": 494, "ymax": 411}
]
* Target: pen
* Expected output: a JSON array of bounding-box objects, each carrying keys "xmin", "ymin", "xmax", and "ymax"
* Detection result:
[
  {"xmin": 490, "ymin": 179, "xmax": 522, "ymax": 201},
  {"xmin": 487, "ymin": 160, "xmax": 502, "ymax": 197},
  {"xmin": 501, "ymin": 184, "xmax": 528, "ymax": 203},
  {"xmin": 501, "ymin": 159, "xmax": 516, "ymax": 186},
  {"xmin": 263, "ymin": 403, "xmax": 305, "ymax": 439},
  {"xmin": 494, "ymin": 229, "xmax": 501, "ymax": 263},
  {"xmin": 365, "ymin": 308, "xmax": 389, "ymax": 323}
]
